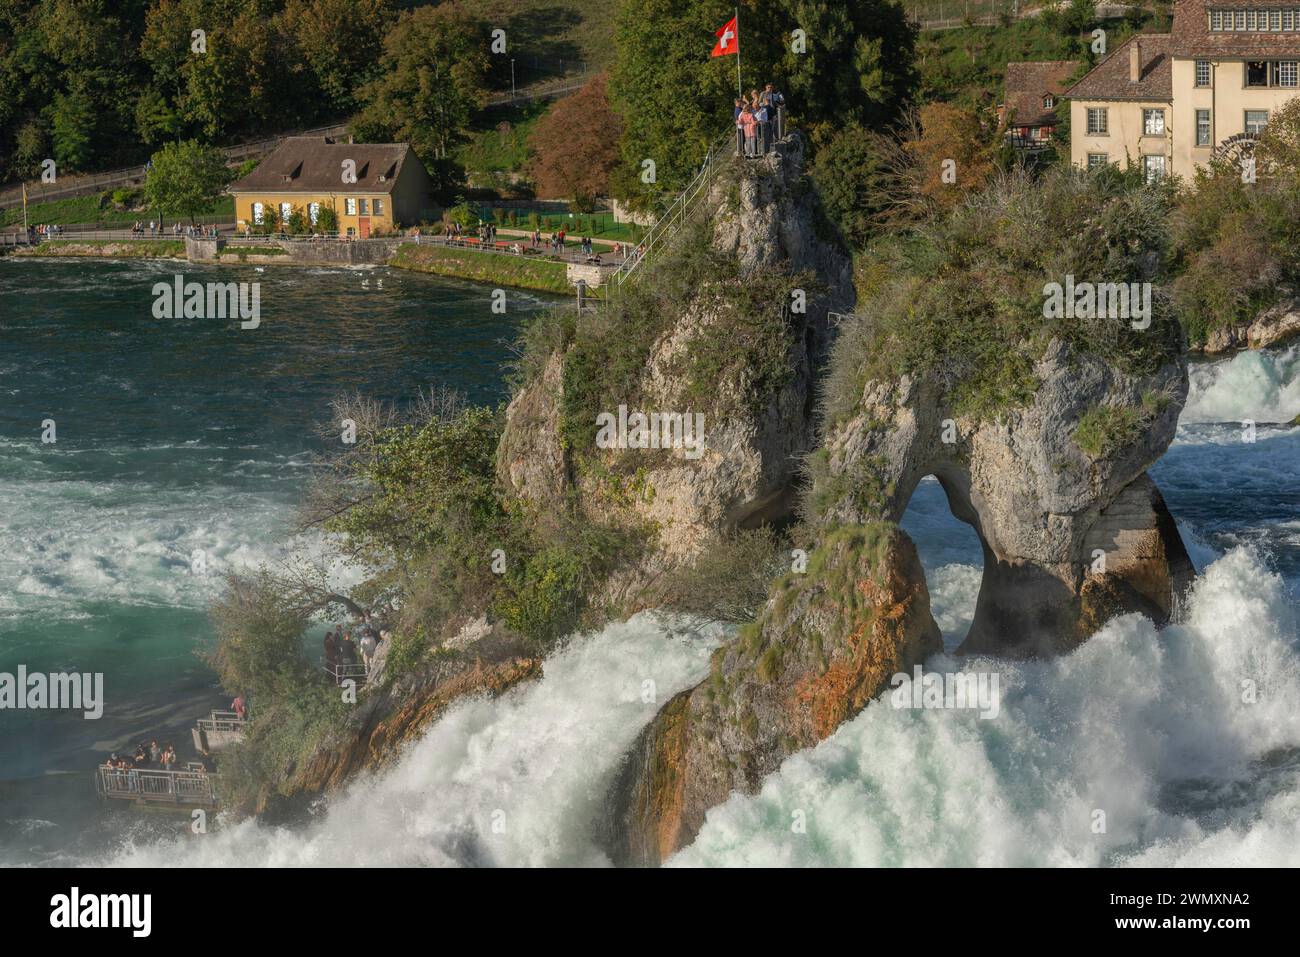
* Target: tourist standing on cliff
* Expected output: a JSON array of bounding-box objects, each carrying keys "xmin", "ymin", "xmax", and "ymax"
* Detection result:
[
  {"xmin": 738, "ymin": 105, "xmax": 757, "ymax": 157},
  {"xmin": 339, "ymin": 631, "xmax": 359, "ymax": 668},
  {"xmin": 231, "ymin": 695, "xmax": 247, "ymax": 721},
  {"xmin": 323, "ymin": 628, "xmax": 338, "ymax": 675},
  {"xmin": 359, "ymin": 630, "xmax": 377, "ymax": 673},
  {"xmin": 755, "ymin": 97, "xmax": 772, "ymax": 154},
  {"xmin": 762, "ymin": 83, "xmax": 785, "ymax": 141}
]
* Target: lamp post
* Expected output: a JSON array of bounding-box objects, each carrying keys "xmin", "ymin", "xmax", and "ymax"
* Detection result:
[{"xmin": 511, "ymin": 59, "xmax": 516, "ymax": 100}]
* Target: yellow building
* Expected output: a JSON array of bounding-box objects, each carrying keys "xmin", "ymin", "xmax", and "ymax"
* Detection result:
[
  {"xmin": 1067, "ymin": 0, "xmax": 1300, "ymax": 178},
  {"xmin": 228, "ymin": 136, "xmax": 437, "ymax": 237}
]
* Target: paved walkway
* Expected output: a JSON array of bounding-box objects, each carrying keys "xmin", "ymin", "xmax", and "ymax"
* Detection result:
[{"xmin": 421, "ymin": 232, "xmax": 627, "ymax": 272}]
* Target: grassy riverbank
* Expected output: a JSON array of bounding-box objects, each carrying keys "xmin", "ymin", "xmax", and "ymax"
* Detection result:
[
  {"xmin": 13, "ymin": 239, "xmax": 187, "ymax": 258},
  {"xmin": 389, "ymin": 243, "xmax": 573, "ymax": 294},
  {"xmin": 1, "ymin": 193, "xmax": 234, "ymax": 229}
]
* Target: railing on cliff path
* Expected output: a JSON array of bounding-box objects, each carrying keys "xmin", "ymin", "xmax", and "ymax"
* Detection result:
[{"xmin": 608, "ymin": 128, "xmax": 740, "ymax": 290}]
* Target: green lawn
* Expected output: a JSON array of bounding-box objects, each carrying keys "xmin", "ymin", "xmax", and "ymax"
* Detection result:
[
  {"xmin": 482, "ymin": 209, "xmax": 648, "ymax": 241},
  {"xmin": 23, "ymin": 239, "xmax": 187, "ymax": 258},
  {"xmin": 459, "ymin": 99, "xmax": 551, "ymax": 177},
  {"xmin": 2, "ymin": 192, "xmax": 234, "ymax": 228},
  {"xmin": 389, "ymin": 242, "xmax": 573, "ymax": 293}
]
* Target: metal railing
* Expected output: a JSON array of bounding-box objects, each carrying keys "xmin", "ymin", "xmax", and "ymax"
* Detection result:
[
  {"xmin": 1005, "ymin": 131, "xmax": 1059, "ymax": 152},
  {"xmin": 419, "ymin": 233, "xmax": 623, "ymax": 268},
  {"xmin": 227, "ymin": 232, "xmax": 404, "ymax": 243},
  {"xmin": 609, "ymin": 128, "xmax": 737, "ymax": 289},
  {"xmin": 15, "ymin": 228, "xmax": 213, "ymax": 243},
  {"xmin": 195, "ymin": 710, "xmax": 246, "ymax": 735},
  {"xmin": 96, "ymin": 765, "xmax": 217, "ymax": 806},
  {"xmin": 321, "ymin": 659, "xmax": 370, "ymax": 685}
]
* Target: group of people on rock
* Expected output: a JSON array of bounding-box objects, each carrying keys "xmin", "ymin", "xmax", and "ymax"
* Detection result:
[
  {"xmin": 735, "ymin": 83, "xmax": 786, "ymax": 157},
  {"xmin": 323, "ymin": 616, "xmax": 387, "ymax": 681}
]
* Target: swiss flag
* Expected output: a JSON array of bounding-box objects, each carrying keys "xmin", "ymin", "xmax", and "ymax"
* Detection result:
[{"xmin": 711, "ymin": 16, "xmax": 739, "ymax": 57}]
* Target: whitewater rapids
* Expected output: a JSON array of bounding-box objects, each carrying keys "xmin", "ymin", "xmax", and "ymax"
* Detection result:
[{"xmin": 94, "ymin": 345, "xmax": 1300, "ymax": 868}]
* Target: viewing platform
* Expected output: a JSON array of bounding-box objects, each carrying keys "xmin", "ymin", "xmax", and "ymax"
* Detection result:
[
  {"xmin": 95, "ymin": 763, "xmax": 218, "ymax": 810},
  {"xmin": 322, "ymin": 659, "xmax": 370, "ymax": 686},
  {"xmin": 191, "ymin": 710, "xmax": 247, "ymax": 755}
]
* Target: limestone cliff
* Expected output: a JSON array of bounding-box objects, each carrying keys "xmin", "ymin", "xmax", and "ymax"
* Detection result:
[
  {"xmin": 245, "ymin": 629, "xmax": 540, "ymax": 818},
  {"xmin": 604, "ymin": 335, "xmax": 1196, "ymax": 862},
  {"xmin": 607, "ymin": 524, "xmax": 941, "ymax": 866},
  {"xmin": 1198, "ymin": 294, "xmax": 1300, "ymax": 355},
  {"xmin": 496, "ymin": 134, "xmax": 854, "ymax": 599},
  {"xmin": 603, "ymin": 165, "xmax": 1198, "ymax": 864},
  {"xmin": 818, "ymin": 336, "xmax": 1195, "ymax": 657}
]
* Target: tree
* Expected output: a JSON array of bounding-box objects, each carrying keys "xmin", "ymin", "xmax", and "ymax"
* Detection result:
[
  {"xmin": 1257, "ymin": 97, "xmax": 1300, "ymax": 187},
  {"xmin": 13, "ymin": 120, "xmax": 50, "ymax": 179},
  {"xmin": 208, "ymin": 570, "xmax": 313, "ymax": 702},
  {"xmin": 810, "ymin": 125, "xmax": 914, "ymax": 248},
  {"xmin": 287, "ymin": 204, "xmax": 309, "ymax": 235},
  {"xmin": 528, "ymin": 74, "xmax": 624, "ymax": 209},
  {"xmin": 610, "ymin": 0, "xmax": 918, "ymax": 200},
  {"xmin": 135, "ymin": 87, "xmax": 182, "ymax": 145},
  {"xmin": 47, "ymin": 87, "xmax": 97, "ymax": 171},
  {"xmin": 1061, "ymin": 0, "xmax": 1097, "ymax": 35},
  {"xmin": 143, "ymin": 139, "xmax": 230, "ymax": 224},
  {"xmin": 904, "ymin": 102, "xmax": 996, "ymax": 209},
  {"xmin": 140, "ymin": 0, "xmax": 304, "ymax": 142},
  {"xmin": 284, "ymin": 0, "xmax": 391, "ymax": 114},
  {"xmin": 353, "ymin": 3, "xmax": 490, "ymax": 199},
  {"xmin": 316, "ymin": 204, "xmax": 338, "ymax": 233}
]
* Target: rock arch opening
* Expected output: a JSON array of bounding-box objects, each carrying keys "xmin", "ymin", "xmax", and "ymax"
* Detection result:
[{"xmin": 898, "ymin": 472, "xmax": 985, "ymax": 653}]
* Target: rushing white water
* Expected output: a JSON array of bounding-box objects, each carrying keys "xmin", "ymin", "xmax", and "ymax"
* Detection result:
[
  {"xmin": 1183, "ymin": 344, "xmax": 1300, "ymax": 423},
  {"xmin": 670, "ymin": 548, "xmax": 1300, "ymax": 866},
  {"xmin": 101, "ymin": 614, "xmax": 726, "ymax": 867},
  {"xmin": 87, "ymin": 345, "xmax": 1300, "ymax": 869}
]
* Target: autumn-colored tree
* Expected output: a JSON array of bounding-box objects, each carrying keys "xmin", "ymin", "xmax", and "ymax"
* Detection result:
[
  {"xmin": 904, "ymin": 101, "xmax": 996, "ymax": 208},
  {"xmin": 527, "ymin": 74, "xmax": 624, "ymax": 210}
]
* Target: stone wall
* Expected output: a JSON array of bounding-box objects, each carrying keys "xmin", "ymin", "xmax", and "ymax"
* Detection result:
[
  {"xmin": 185, "ymin": 236, "xmax": 222, "ymax": 262},
  {"xmin": 276, "ymin": 239, "xmax": 403, "ymax": 265}
]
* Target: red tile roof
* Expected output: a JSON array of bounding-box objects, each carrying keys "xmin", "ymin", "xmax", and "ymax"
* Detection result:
[
  {"xmin": 1064, "ymin": 35, "xmax": 1173, "ymax": 102},
  {"xmin": 1172, "ymin": 0, "xmax": 1300, "ymax": 58},
  {"xmin": 1003, "ymin": 61, "xmax": 1081, "ymax": 126}
]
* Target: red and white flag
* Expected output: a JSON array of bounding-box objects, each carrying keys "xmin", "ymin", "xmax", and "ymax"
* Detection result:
[{"xmin": 711, "ymin": 16, "xmax": 739, "ymax": 57}]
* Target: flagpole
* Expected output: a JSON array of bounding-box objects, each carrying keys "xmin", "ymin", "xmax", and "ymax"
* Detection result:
[{"xmin": 735, "ymin": 6, "xmax": 742, "ymax": 100}]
